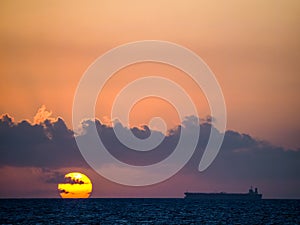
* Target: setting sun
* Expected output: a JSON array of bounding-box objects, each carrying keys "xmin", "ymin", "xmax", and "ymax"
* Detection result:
[{"xmin": 58, "ymin": 172, "xmax": 92, "ymax": 199}]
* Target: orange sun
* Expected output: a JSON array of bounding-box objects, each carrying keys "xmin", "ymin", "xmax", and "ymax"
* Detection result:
[{"xmin": 58, "ymin": 172, "xmax": 92, "ymax": 198}]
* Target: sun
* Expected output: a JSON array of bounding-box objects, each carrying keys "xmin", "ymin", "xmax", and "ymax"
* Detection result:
[{"xmin": 58, "ymin": 172, "xmax": 92, "ymax": 198}]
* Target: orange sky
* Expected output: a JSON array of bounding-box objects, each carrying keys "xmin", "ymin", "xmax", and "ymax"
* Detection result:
[{"xmin": 0, "ymin": 0, "xmax": 299, "ymax": 148}]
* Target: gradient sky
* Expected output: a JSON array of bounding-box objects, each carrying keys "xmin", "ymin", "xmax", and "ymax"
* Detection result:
[
  {"xmin": 1, "ymin": 0, "xmax": 299, "ymax": 148},
  {"xmin": 0, "ymin": 0, "xmax": 299, "ymax": 198}
]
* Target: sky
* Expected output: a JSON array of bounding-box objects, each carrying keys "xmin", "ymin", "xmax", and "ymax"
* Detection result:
[{"xmin": 0, "ymin": 0, "xmax": 299, "ymax": 198}]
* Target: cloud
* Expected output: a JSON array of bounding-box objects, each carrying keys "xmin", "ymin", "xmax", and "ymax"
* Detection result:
[
  {"xmin": 41, "ymin": 168, "xmax": 66, "ymax": 184},
  {"xmin": 0, "ymin": 114, "xmax": 87, "ymax": 168},
  {"xmin": 0, "ymin": 113, "xmax": 299, "ymax": 198},
  {"xmin": 33, "ymin": 105, "xmax": 53, "ymax": 124},
  {"xmin": 59, "ymin": 189, "xmax": 69, "ymax": 194},
  {"xmin": 65, "ymin": 177, "xmax": 85, "ymax": 185}
]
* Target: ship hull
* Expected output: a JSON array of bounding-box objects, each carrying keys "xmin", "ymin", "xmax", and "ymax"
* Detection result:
[{"xmin": 184, "ymin": 192, "xmax": 262, "ymax": 200}]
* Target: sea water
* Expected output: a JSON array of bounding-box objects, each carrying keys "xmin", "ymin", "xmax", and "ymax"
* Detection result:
[{"xmin": 1, "ymin": 198, "xmax": 299, "ymax": 224}]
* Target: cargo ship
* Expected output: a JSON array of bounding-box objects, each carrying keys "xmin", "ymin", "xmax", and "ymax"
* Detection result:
[{"xmin": 184, "ymin": 187, "xmax": 262, "ymax": 200}]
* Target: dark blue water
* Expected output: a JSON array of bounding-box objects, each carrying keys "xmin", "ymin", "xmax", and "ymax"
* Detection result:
[{"xmin": 0, "ymin": 199, "xmax": 299, "ymax": 224}]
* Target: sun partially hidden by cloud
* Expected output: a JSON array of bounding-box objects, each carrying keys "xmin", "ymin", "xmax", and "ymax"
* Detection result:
[
  {"xmin": 33, "ymin": 105, "xmax": 53, "ymax": 124},
  {"xmin": 58, "ymin": 172, "xmax": 92, "ymax": 199}
]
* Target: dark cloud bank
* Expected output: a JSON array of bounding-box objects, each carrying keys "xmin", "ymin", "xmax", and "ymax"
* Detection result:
[{"xmin": 0, "ymin": 114, "xmax": 299, "ymax": 198}]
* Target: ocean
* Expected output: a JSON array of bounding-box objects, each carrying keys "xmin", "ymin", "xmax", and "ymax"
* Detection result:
[{"xmin": 1, "ymin": 199, "xmax": 299, "ymax": 224}]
